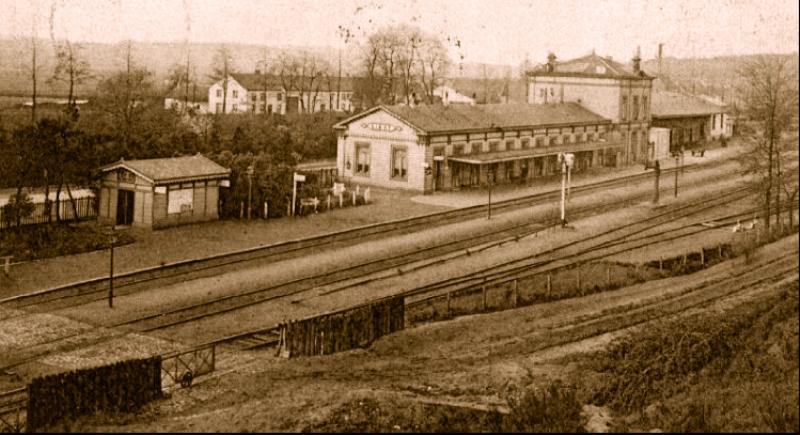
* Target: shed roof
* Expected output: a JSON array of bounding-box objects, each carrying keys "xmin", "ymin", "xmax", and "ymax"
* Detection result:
[
  {"xmin": 527, "ymin": 53, "xmax": 653, "ymax": 80},
  {"xmin": 334, "ymin": 102, "xmax": 610, "ymax": 135},
  {"xmin": 651, "ymin": 91, "xmax": 727, "ymax": 119},
  {"xmin": 100, "ymin": 154, "xmax": 230, "ymax": 184}
]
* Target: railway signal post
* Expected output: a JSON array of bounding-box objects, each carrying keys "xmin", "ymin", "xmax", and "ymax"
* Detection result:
[{"xmin": 558, "ymin": 153, "xmax": 575, "ymax": 228}]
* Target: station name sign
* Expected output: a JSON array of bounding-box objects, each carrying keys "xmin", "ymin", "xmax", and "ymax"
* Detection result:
[{"xmin": 361, "ymin": 122, "xmax": 402, "ymax": 133}]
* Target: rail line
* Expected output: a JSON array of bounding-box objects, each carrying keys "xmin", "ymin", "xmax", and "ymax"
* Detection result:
[
  {"xmin": 187, "ymin": 188, "xmax": 763, "ymax": 350},
  {"xmin": 0, "ymin": 190, "xmax": 791, "ymax": 369},
  {"xmin": 109, "ymin": 181, "xmax": 754, "ymax": 336},
  {"xmin": 0, "ymin": 160, "xmax": 720, "ymax": 310}
]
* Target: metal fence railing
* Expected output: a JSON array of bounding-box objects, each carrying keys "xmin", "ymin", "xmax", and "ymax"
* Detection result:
[{"xmin": 0, "ymin": 197, "xmax": 96, "ymax": 230}]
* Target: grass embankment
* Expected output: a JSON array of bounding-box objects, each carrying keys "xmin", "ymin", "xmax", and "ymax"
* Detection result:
[
  {"xmin": 580, "ymin": 281, "xmax": 799, "ymax": 432},
  {"xmin": 305, "ymin": 381, "xmax": 586, "ymax": 433},
  {"xmin": 0, "ymin": 224, "xmax": 134, "ymax": 262}
]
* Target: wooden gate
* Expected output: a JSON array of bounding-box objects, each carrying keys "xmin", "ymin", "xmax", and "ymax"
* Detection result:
[
  {"xmin": 160, "ymin": 344, "xmax": 216, "ymax": 390},
  {"xmin": 0, "ymin": 387, "xmax": 27, "ymax": 433}
]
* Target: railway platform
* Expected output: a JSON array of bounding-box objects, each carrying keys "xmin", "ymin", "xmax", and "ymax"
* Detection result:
[
  {"xmin": 411, "ymin": 142, "xmax": 744, "ymax": 208},
  {"xmin": 0, "ymin": 141, "xmax": 744, "ymax": 298}
]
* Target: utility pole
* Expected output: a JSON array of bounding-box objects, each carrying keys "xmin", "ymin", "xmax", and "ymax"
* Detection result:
[
  {"xmin": 653, "ymin": 159, "xmax": 661, "ymax": 204},
  {"xmin": 674, "ymin": 153, "xmax": 679, "ymax": 198},
  {"xmin": 108, "ymin": 231, "xmax": 116, "ymax": 308},
  {"xmin": 487, "ymin": 171, "xmax": 493, "ymax": 220},
  {"xmin": 246, "ymin": 164, "xmax": 254, "ymax": 221}
]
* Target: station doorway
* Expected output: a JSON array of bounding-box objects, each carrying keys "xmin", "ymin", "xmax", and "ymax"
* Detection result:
[{"xmin": 116, "ymin": 189, "xmax": 134, "ymax": 226}]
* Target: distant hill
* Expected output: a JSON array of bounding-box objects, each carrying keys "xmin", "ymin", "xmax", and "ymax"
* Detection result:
[
  {"xmin": 641, "ymin": 53, "xmax": 799, "ymax": 107},
  {"xmin": 0, "ymin": 37, "xmax": 526, "ymax": 100}
]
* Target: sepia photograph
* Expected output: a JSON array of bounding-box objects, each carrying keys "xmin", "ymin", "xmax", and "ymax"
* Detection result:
[{"xmin": 0, "ymin": 0, "xmax": 797, "ymax": 432}]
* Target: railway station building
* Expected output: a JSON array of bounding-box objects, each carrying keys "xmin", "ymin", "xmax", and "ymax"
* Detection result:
[
  {"xmin": 98, "ymin": 155, "xmax": 230, "ymax": 229},
  {"xmin": 650, "ymin": 90, "xmax": 733, "ymax": 154},
  {"xmin": 526, "ymin": 49, "xmax": 654, "ymax": 166},
  {"xmin": 333, "ymin": 102, "xmax": 617, "ymax": 194}
]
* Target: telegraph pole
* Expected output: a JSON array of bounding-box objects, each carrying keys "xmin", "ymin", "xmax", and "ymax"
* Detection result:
[
  {"xmin": 653, "ymin": 159, "xmax": 661, "ymax": 205},
  {"xmin": 487, "ymin": 172, "xmax": 493, "ymax": 220},
  {"xmin": 108, "ymin": 230, "xmax": 116, "ymax": 308},
  {"xmin": 674, "ymin": 153, "xmax": 679, "ymax": 198},
  {"xmin": 246, "ymin": 164, "xmax": 254, "ymax": 220}
]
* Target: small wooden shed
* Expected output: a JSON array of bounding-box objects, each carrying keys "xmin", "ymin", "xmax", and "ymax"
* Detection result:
[{"xmin": 98, "ymin": 155, "xmax": 230, "ymax": 229}]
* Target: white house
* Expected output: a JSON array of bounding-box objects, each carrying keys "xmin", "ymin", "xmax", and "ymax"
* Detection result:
[
  {"xmin": 208, "ymin": 73, "xmax": 355, "ymax": 115},
  {"xmin": 433, "ymin": 85, "xmax": 475, "ymax": 106}
]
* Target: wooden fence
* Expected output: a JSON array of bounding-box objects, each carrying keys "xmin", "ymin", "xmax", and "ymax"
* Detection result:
[
  {"xmin": 0, "ymin": 196, "xmax": 96, "ymax": 230},
  {"xmin": 276, "ymin": 295, "xmax": 404, "ymax": 358},
  {"xmin": 26, "ymin": 356, "xmax": 161, "ymax": 432}
]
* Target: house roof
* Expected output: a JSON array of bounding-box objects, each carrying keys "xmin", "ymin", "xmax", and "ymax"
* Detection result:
[
  {"xmin": 100, "ymin": 154, "xmax": 230, "ymax": 184},
  {"xmin": 651, "ymin": 91, "xmax": 728, "ymax": 119},
  {"xmin": 527, "ymin": 53, "xmax": 653, "ymax": 80},
  {"xmin": 448, "ymin": 77, "xmax": 527, "ymax": 104},
  {"xmin": 228, "ymin": 73, "xmax": 357, "ymax": 92},
  {"xmin": 334, "ymin": 102, "xmax": 610, "ymax": 135}
]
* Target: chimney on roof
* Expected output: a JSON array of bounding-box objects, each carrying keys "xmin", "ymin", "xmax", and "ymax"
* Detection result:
[
  {"xmin": 546, "ymin": 52, "xmax": 556, "ymax": 73},
  {"xmin": 632, "ymin": 46, "xmax": 642, "ymax": 74}
]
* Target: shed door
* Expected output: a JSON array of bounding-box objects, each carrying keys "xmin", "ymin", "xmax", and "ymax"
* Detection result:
[{"xmin": 116, "ymin": 189, "xmax": 135, "ymax": 226}]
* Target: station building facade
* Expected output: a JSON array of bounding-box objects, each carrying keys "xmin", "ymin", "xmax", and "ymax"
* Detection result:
[
  {"xmin": 98, "ymin": 155, "xmax": 230, "ymax": 229},
  {"xmin": 650, "ymin": 90, "xmax": 733, "ymax": 153},
  {"xmin": 526, "ymin": 50, "xmax": 654, "ymax": 166},
  {"xmin": 333, "ymin": 103, "xmax": 618, "ymax": 194}
]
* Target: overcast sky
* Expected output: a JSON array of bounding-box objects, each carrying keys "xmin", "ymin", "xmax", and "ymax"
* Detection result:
[{"xmin": 2, "ymin": 0, "xmax": 798, "ymax": 65}]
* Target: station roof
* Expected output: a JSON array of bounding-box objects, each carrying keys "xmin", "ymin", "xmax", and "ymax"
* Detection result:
[
  {"xmin": 527, "ymin": 53, "xmax": 653, "ymax": 80},
  {"xmin": 334, "ymin": 102, "xmax": 611, "ymax": 136},
  {"xmin": 100, "ymin": 154, "xmax": 230, "ymax": 185},
  {"xmin": 651, "ymin": 91, "xmax": 728, "ymax": 119},
  {"xmin": 447, "ymin": 141, "xmax": 621, "ymax": 165}
]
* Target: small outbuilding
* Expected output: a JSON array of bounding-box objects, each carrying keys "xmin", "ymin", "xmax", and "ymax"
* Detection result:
[{"xmin": 98, "ymin": 154, "xmax": 230, "ymax": 229}]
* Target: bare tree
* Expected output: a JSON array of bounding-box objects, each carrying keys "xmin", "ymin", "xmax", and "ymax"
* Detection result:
[
  {"xmin": 736, "ymin": 55, "xmax": 799, "ymax": 230},
  {"xmin": 49, "ymin": 41, "xmax": 92, "ymax": 114},
  {"xmin": 29, "ymin": 19, "xmax": 40, "ymax": 124},
  {"xmin": 418, "ymin": 35, "xmax": 450, "ymax": 104},
  {"xmin": 210, "ymin": 45, "xmax": 235, "ymax": 114},
  {"xmin": 96, "ymin": 42, "xmax": 155, "ymax": 152},
  {"xmin": 274, "ymin": 52, "xmax": 326, "ymax": 113}
]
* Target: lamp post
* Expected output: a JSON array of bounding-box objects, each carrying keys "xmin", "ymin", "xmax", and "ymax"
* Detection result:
[
  {"xmin": 107, "ymin": 229, "xmax": 117, "ymax": 308},
  {"xmin": 558, "ymin": 153, "xmax": 574, "ymax": 228}
]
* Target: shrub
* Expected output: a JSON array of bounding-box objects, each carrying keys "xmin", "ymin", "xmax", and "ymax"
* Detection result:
[{"xmin": 503, "ymin": 380, "xmax": 586, "ymax": 432}]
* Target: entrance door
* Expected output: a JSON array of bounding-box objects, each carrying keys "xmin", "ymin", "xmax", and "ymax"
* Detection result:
[
  {"xmin": 116, "ymin": 189, "xmax": 134, "ymax": 226},
  {"xmin": 433, "ymin": 161, "xmax": 444, "ymax": 191},
  {"xmin": 286, "ymin": 96, "xmax": 299, "ymax": 114}
]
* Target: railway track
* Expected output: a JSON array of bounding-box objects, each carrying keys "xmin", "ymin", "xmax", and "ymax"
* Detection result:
[
  {"xmin": 0, "ymin": 160, "xmax": 720, "ymax": 310},
  {"xmin": 197, "ymin": 189, "xmax": 768, "ymax": 351},
  {"xmin": 0, "ymin": 192, "xmax": 793, "ymax": 369},
  {"xmin": 108, "ymin": 182, "xmax": 754, "ymax": 336}
]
